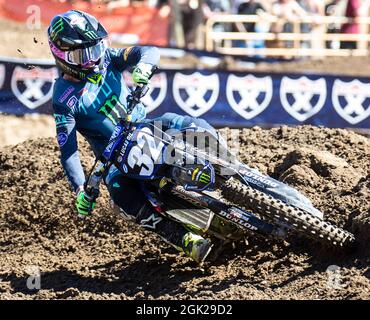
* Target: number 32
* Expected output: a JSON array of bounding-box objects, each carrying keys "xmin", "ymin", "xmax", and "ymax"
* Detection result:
[{"xmin": 127, "ymin": 127, "xmax": 164, "ymax": 176}]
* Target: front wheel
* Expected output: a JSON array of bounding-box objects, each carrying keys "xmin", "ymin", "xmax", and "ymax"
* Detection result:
[{"xmin": 220, "ymin": 178, "xmax": 355, "ymax": 248}]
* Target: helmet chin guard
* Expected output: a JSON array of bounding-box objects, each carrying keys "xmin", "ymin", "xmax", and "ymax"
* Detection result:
[{"xmin": 55, "ymin": 56, "xmax": 106, "ymax": 84}]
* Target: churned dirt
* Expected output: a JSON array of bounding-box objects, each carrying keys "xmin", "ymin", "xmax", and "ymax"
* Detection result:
[{"xmin": 0, "ymin": 124, "xmax": 369, "ymax": 300}]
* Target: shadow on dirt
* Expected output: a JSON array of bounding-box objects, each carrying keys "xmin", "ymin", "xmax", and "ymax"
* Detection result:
[
  {"xmin": 1, "ymin": 231, "xmax": 366, "ymax": 299},
  {"xmin": 2, "ymin": 252, "xmax": 208, "ymax": 298}
]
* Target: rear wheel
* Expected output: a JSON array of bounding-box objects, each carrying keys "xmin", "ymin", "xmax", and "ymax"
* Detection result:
[{"xmin": 220, "ymin": 178, "xmax": 355, "ymax": 248}]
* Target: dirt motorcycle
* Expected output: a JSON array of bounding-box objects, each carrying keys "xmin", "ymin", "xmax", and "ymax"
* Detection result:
[{"xmin": 84, "ymin": 69, "xmax": 355, "ymax": 260}]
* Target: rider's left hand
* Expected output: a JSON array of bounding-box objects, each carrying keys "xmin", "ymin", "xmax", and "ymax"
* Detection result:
[
  {"xmin": 76, "ymin": 189, "xmax": 97, "ymax": 217},
  {"xmin": 132, "ymin": 62, "xmax": 153, "ymax": 85}
]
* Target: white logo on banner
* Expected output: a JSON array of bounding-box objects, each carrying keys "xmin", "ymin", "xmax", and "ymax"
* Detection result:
[
  {"xmin": 123, "ymin": 71, "xmax": 167, "ymax": 113},
  {"xmin": 332, "ymin": 79, "xmax": 370, "ymax": 125},
  {"xmin": 0, "ymin": 64, "xmax": 5, "ymax": 89},
  {"xmin": 226, "ymin": 74, "xmax": 272, "ymax": 120},
  {"xmin": 11, "ymin": 66, "xmax": 58, "ymax": 110},
  {"xmin": 280, "ymin": 76, "xmax": 327, "ymax": 122},
  {"xmin": 173, "ymin": 72, "xmax": 219, "ymax": 117}
]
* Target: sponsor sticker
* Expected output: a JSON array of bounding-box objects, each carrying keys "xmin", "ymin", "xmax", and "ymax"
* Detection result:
[
  {"xmin": 123, "ymin": 46, "xmax": 134, "ymax": 61},
  {"xmin": 140, "ymin": 214, "xmax": 163, "ymax": 230},
  {"xmin": 57, "ymin": 132, "xmax": 68, "ymax": 147},
  {"xmin": 54, "ymin": 113, "xmax": 67, "ymax": 127},
  {"xmin": 67, "ymin": 95, "xmax": 78, "ymax": 109},
  {"xmin": 58, "ymin": 86, "xmax": 75, "ymax": 103},
  {"xmin": 69, "ymin": 15, "xmax": 87, "ymax": 29}
]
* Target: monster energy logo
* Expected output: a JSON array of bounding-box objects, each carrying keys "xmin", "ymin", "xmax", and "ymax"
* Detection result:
[
  {"xmin": 51, "ymin": 18, "xmax": 64, "ymax": 41},
  {"xmin": 85, "ymin": 31, "xmax": 98, "ymax": 40},
  {"xmin": 192, "ymin": 168, "xmax": 211, "ymax": 184},
  {"xmin": 199, "ymin": 172, "xmax": 211, "ymax": 184},
  {"xmin": 98, "ymin": 94, "xmax": 126, "ymax": 125},
  {"xmin": 87, "ymin": 73, "xmax": 102, "ymax": 84}
]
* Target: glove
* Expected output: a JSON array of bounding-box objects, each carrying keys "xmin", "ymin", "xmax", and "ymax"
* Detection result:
[
  {"xmin": 132, "ymin": 62, "xmax": 153, "ymax": 85},
  {"xmin": 76, "ymin": 189, "xmax": 97, "ymax": 217}
]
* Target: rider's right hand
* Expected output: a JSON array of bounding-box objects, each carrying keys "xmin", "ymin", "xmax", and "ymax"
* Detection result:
[
  {"xmin": 132, "ymin": 62, "xmax": 154, "ymax": 85},
  {"xmin": 76, "ymin": 189, "xmax": 97, "ymax": 217}
]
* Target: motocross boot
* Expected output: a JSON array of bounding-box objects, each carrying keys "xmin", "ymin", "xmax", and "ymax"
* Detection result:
[{"xmin": 182, "ymin": 232, "xmax": 213, "ymax": 264}]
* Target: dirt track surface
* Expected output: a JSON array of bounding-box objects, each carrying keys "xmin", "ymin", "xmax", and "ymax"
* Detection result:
[
  {"xmin": 0, "ymin": 124, "xmax": 369, "ymax": 300},
  {"xmin": 0, "ymin": 114, "xmax": 54, "ymax": 147}
]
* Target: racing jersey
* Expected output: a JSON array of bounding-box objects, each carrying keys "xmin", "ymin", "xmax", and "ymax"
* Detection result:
[{"xmin": 52, "ymin": 46, "xmax": 160, "ymax": 192}]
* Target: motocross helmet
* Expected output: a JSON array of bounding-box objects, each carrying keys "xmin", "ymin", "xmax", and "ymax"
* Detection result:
[{"xmin": 48, "ymin": 10, "xmax": 108, "ymax": 84}]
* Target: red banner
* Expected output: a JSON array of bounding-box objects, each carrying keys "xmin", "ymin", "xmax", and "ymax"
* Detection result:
[{"xmin": 0, "ymin": 0, "xmax": 169, "ymax": 46}]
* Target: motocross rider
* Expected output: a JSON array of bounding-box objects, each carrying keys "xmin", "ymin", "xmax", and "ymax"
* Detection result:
[{"xmin": 49, "ymin": 10, "xmax": 215, "ymax": 263}]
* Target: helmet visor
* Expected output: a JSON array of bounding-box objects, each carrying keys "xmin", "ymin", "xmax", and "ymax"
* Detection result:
[{"xmin": 66, "ymin": 40, "xmax": 107, "ymax": 68}]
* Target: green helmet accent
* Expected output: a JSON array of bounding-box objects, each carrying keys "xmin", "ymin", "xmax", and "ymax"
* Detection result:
[{"xmin": 50, "ymin": 18, "xmax": 65, "ymax": 42}]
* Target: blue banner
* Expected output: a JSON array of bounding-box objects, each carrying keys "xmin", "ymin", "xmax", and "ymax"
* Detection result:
[{"xmin": 0, "ymin": 56, "xmax": 369, "ymax": 129}]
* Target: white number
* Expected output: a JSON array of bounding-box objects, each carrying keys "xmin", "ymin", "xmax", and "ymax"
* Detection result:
[
  {"xmin": 137, "ymin": 127, "xmax": 165, "ymax": 161},
  {"xmin": 126, "ymin": 127, "xmax": 165, "ymax": 176},
  {"xmin": 127, "ymin": 145, "xmax": 154, "ymax": 176}
]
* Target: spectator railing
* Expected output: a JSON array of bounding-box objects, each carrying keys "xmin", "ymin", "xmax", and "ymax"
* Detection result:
[{"xmin": 204, "ymin": 14, "xmax": 370, "ymax": 57}]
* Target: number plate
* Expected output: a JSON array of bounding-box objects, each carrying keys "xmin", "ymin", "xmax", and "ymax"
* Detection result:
[{"xmin": 115, "ymin": 124, "xmax": 166, "ymax": 179}]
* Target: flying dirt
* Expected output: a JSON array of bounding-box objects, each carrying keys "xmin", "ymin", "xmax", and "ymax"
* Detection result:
[{"xmin": 0, "ymin": 124, "xmax": 369, "ymax": 300}]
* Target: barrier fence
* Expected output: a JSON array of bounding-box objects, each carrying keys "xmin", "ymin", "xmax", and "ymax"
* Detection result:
[
  {"xmin": 205, "ymin": 14, "xmax": 370, "ymax": 57},
  {"xmin": 1, "ymin": 0, "xmax": 370, "ymax": 58},
  {"xmin": 0, "ymin": 57, "xmax": 369, "ymax": 130}
]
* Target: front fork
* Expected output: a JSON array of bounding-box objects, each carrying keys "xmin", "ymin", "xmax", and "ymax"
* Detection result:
[{"xmin": 84, "ymin": 159, "xmax": 111, "ymax": 201}]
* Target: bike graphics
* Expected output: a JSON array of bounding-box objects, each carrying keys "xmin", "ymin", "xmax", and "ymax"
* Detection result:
[{"xmin": 85, "ymin": 69, "xmax": 355, "ymax": 261}]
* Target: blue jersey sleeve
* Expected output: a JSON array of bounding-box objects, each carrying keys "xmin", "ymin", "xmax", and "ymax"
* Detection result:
[
  {"xmin": 53, "ymin": 101, "xmax": 85, "ymax": 193},
  {"xmin": 109, "ymin": 46, "xmax": 160, "ymax": 72}
]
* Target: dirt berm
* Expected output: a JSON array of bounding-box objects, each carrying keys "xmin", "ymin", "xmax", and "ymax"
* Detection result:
[{"xmin": 0, "ymin": 125, "xmax": 369, "ymax": 300}]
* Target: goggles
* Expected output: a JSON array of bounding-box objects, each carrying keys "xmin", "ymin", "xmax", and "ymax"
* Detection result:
[{"xmin": 65, "ymin": 40, "xmax": 107, "ymax": 68}]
